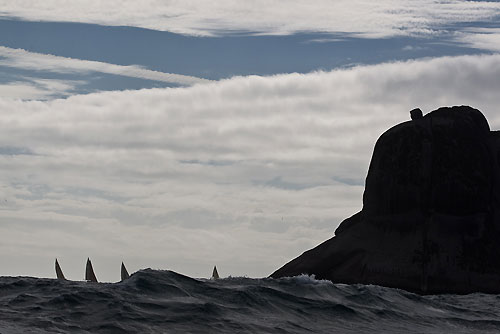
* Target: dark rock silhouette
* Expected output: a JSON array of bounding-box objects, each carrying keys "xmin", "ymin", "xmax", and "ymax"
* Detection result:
[
  {"xmin": 271, "ymin": 106, "xmax": 500, "ymax": 294},
  {"xmin": 410, "ymin": 108, "xmax": 423, "ymax": 120}
]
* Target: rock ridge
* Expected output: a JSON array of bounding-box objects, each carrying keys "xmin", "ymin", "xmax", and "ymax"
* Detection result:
[{"xmin": 271, "ymin": 106, "xmax": 500, "ymax": 294}]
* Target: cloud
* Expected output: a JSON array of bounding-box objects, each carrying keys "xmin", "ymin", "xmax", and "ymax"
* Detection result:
[
  {"xmin": 2, "ymin": 53, "xmax": 500, "ymax": 281},
  {"xmin": 0, "ymin": 81, "xmax": 62, "ymax": 100},
  {"xmin": 0, "ymin": 77, "xmax": 84, "ymax": 100},
  {"xmin": 1, "ymin": 1, "xmax": 500, "ymax": 38},
  {"xmin": 0, "ymin": 46, "xmax": 211, "ymax": 87},
  {"xmin": 402, "ymin": 45, "xmax": 427, "ymax": 52},
  {"xmin": 455, "ymin": 28, "xmax": 500, "ymax": 52}
]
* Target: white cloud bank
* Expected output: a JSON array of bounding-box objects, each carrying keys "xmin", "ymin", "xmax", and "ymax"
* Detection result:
[
  {"xmin": 1, "ymin": 0, "xmax": 500, "ymax": 39},
  {"xmin": 457, "ymin": 28, "xmax": 500, "ymax": 52},
  {"xmin": 0, "ymin": 46, "xmax": 210, "ymax": 99},
  {"xmin": 2, "ymin": 53, "xmax": 500, "ymax": 281},
  {"xmin": 0, "ymin": 78, "xmax": 82, "ymax": 100}
]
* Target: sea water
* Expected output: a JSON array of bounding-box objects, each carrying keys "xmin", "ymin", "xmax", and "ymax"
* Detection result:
[{"xmin": 1, "ymin": 269, "xmax": 499, "ymax": 333}]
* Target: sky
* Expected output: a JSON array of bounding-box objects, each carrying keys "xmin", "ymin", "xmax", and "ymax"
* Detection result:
[{"xmin": 2, "ymin": 1, "xmax": 500, "ymax": 282}]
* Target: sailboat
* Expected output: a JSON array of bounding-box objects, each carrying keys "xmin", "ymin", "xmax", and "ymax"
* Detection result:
[
  {"xmin": 85, "ymin": 258, "xmax": 98, "ymax": 282},
  {"xmin": 55, "ymin": 258, "xmax": 66, "ymax": 280},
  {"xmin": 121, "ymin": 262, "xmax": 130, "ymax": 281},
  {"xmin": 211, "ymin": 265, "xmax": 220, "ymax": 279}
]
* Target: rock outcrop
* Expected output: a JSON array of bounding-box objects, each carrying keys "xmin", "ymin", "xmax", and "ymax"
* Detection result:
[{"xmin": 271, "ymin": 106, "xmax": 500, "ymax": 294}]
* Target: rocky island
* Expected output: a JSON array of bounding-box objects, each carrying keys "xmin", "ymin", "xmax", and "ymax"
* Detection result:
[{"xmin": 271, "ymin": 106, "xmax": 500, "ymax": 294}]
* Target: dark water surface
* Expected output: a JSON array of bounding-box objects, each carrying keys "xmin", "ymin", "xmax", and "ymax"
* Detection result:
[{"xmin": 1, "ymin": 269, "xmax": 499, "ymax": 333}]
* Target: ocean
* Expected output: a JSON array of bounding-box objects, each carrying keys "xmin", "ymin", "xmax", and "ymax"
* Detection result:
[{"xmin": 1, "ymin": 269, "xmax": 499, "ymax": 333}]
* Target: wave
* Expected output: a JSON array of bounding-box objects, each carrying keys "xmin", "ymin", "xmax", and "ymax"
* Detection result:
[{"xmin": 1, "ymin": 269, "xmax": 499, "ymax": 333}]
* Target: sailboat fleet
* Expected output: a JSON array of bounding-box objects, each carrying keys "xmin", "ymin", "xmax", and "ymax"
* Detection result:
[{"xmin": 54, "ymin": 259, "xmax": 221, "ymax": 282}]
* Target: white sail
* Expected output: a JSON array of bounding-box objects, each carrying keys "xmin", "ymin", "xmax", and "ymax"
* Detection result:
[{"xmin": 211, "ymin": 265, "xmax": 220, "ymax": 279}]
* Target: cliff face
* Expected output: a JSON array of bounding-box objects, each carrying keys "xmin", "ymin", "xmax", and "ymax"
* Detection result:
[{"xmin": 271, "ymin": 106, "xmax": 500, "ymax": 294}]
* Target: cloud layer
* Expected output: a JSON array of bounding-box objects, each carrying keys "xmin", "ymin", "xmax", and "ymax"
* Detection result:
[
  {"xmin": 2, "ymin": 53, "xmax": 500, "ymax": 281},
  {"xmin": 0, "ymin": 46, "xmax": 210, "ymax": 99},
  {"xmin": 0, "ymin": 78, "xmax": 83, "ymax": 100},
  {"xmin": 1, "ymin": 0, "xmax": 500, "ymax": 39}
]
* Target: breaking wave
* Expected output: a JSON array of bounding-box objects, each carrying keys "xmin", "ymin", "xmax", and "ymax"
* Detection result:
[{"xmin": 1, "ymin": 269, "xmax": 500, "ymax": 333}]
